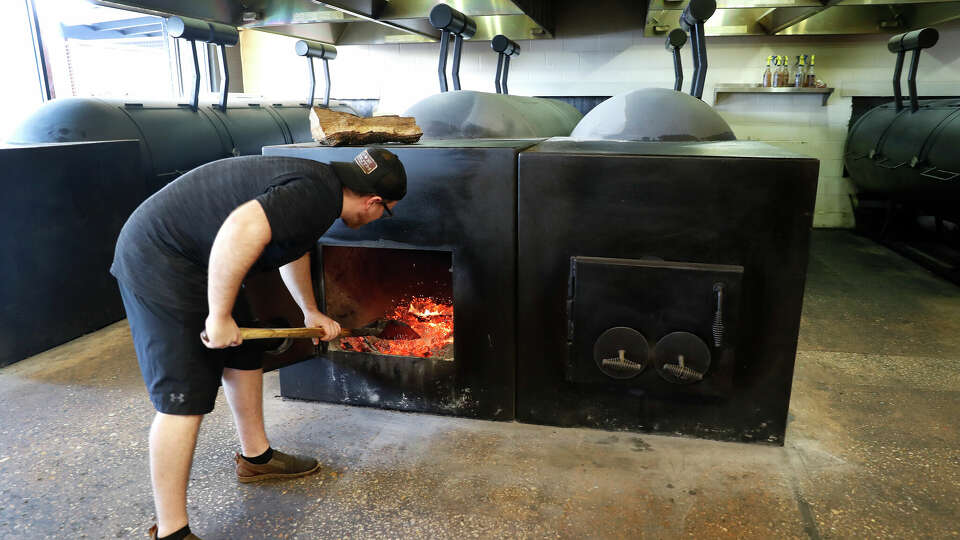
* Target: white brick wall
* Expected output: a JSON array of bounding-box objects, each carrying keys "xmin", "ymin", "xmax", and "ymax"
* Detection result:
[{"xmin": 240, "ymin": 23, "xmax": 960, "ymax": 228}]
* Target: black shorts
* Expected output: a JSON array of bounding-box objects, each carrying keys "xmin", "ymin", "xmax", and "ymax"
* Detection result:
[{"xmin": 119, "ymin": 282, "xmax": 262, "ymax": 415}]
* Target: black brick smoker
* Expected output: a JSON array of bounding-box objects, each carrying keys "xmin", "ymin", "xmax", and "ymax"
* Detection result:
[{"xmin": 259, "ymin": 137, "xmax": 818, "ymax": 445}]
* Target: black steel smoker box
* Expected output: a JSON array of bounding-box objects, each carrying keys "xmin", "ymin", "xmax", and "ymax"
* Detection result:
[
  {"xmin": 516, "ymin": 139, "xmax": 819, "ymax": 444},
  {"xmin": 260, "ymin": 139, "xmax": 540, "ymax": 421}
]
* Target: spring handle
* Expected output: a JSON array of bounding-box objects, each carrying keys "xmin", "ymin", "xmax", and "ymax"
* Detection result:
[
  {"xmin": 663, "ymin": 355, "xmax": 704, "ymax": 381},
  {"xmin": 601, "ymin": 349, "xmax": 644, "ymax": 372},
  {"xmin": 712, "ymin": 283, "xmax": 724, "ymax": 348}
]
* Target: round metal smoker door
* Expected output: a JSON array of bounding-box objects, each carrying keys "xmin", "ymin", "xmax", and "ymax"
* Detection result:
[{"xmin": 654, "ymin": 331, "xmax": 711, "ymax": 384}]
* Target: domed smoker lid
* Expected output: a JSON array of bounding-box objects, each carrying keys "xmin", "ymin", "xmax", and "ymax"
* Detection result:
[
  {"xmin": 403, "ymin": 90, "xmax": 582, "ymax": 139},
  {"xmin": 571, "ymin": 88, "xmax": 735, "ymax": 142}
]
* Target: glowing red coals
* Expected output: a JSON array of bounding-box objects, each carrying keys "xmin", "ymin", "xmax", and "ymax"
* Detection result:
[{"xmin": 337, "ymin": 297, "xmax": 454, "ymax": 359}]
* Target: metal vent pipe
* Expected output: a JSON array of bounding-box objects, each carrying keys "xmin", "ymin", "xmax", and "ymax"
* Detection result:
[
  {"xmin": 886, "ymin": 28, "xmax": 939, "ymax": 113},
  {"xmin": 429, "ymin": 4, "xmax": 477, "ymax": 92},
  {"xmin": 678, "ymin": 0, "xmax": 716, "ymax": 100},
  {"xmin": 296, "ymin": 40, "xmax": 338, "ymax": 107},
  {"xmin": 491, "ymin": 35, "xmax": 521, "ymax": 95},
  {"xmin": 665, "ymin": 28, "xmax": 687, "ymax": 92},
  {"xmin": 166, "ymin": 16, "xmax": 238, "ymax": 112}
]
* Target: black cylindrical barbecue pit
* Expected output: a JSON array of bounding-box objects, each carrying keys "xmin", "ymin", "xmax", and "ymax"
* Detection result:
[
  {"xmin": 845, "ymin": 26, "xmax": 960, "ymax": 201},
  {"xmin": 8, "ymin": 98, "xmax": 315, "ymax": 193}
]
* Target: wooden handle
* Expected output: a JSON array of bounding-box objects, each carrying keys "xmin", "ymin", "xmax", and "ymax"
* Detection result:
[{"xmin": 239, "ymin": 327, "xmax": 333, "ymax": 340}]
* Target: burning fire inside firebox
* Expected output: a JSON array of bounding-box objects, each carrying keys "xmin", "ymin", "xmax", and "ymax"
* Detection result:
[{"xmin": 335, "ymin": 296, "xmax": 454, "ymax": 360}]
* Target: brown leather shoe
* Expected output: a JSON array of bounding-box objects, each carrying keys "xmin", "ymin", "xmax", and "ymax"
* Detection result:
[
  {"xmin": 235, "ymin": 449, "xmax": 321, "ymax": 483},
  {"xmin": 148, "ymin": 524, "xmax": 202, "ymax": 539}
]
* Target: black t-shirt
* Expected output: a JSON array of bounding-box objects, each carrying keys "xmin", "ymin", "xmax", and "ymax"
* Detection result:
[{"xmin": 110, "ymin": 155, "xmax": 343, "ymax": 311}]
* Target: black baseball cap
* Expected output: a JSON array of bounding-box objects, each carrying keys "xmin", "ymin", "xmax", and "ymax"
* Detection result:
[{"xmin": 331, "ymin": 148, "xmax": 407, "ymax": 201}]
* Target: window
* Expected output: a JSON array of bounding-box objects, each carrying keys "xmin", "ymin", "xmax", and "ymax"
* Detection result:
[
  {"xmin": 33, "ymin": 0, "xmax": 183, "ymax": 100},
  {"xmin": 0, "ymin": 1, "xmax": 44, "ymax": 141},
  {"xmin": 3, "ymin": 1, "xmax": 231, "ymax": 141}
]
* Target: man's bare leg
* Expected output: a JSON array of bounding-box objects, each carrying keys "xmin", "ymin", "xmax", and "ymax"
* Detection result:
[
  {"xmin": 222, "ymin": 367, "xmax": 270, "ymax": 457},
  {"xmin": 150, "ymin": 412, "xmax": 203, "ymax": 537}
]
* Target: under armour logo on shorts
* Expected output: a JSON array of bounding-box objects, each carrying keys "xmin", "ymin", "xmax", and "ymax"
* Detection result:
[{"xmin": 169, "ymin": 393, "xmax": 185, "ymax": 403}]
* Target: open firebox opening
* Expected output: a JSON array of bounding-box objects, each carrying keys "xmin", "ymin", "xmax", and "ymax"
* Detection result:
[{"xmin": 321, "ymin": 245, "xmax": 454, "ymax": 360}]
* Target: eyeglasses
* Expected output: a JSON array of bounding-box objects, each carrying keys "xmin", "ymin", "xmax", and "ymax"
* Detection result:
[{"xmin": 381, "ymin": 202, "xmax": 393, "ymax": 218}]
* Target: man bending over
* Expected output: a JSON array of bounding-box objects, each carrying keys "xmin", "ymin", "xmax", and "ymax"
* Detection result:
[{"xmin": 111, "ymin": 148, "xmax": 406, "ymax": 539}]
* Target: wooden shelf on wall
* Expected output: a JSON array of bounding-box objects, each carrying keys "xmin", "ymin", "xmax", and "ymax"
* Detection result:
[{"xmin": 714, "ymin": 84, "xmax": 835, "ymax": 106}]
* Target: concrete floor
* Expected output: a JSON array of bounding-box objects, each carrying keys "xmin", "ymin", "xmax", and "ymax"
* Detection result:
[{"xmin": 1, "ymin": 230, "xmax": 958, "ymax": 539}]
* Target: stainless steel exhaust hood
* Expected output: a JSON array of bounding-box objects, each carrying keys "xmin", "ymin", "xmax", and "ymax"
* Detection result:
[
  {"xmin": 92, "ymin": 0, "xmax": 555, "ymax": 45},
  {"xmin": 645, "ymin": 0, "xmax": 960, "ymax": 36},
  {"xmin": 91, "ymin": 0, "xmax": 960, "ymax": 42}
]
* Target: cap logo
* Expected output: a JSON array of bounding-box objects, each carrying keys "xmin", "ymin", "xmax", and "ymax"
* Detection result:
[{"xmin": 354, "ymin": 150, "xmax": 378, "ymax": 175}]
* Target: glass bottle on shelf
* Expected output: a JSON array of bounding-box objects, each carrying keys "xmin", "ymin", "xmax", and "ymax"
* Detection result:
[
  {"xmin": 795, "ymin": 55, "xmax": 806, "ymax": 87},
  {"xmin": 762, "ymin": 55, "xmax": 773, "ymax": 87},
  {"xmin": 806, "ymin": 54, "xmax": 816, "ymax": 88},
  {"xmin": 776, "ymin": 55, "xmax": 788, "ymax": 87}
]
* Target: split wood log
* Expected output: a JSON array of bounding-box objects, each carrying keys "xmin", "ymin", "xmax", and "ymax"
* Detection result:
[{"xmin": 310, "ymin": 107, "xmax": 422, "ymax": 146}]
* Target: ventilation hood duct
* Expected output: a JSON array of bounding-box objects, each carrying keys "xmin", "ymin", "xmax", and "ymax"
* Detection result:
[
  {"xmin": 93, "ymin": 0, "xmax": 555, "ymax": 45},
  {"xmin": 645, "ymin": 0, "xmax": 960, "ymax": 37}
]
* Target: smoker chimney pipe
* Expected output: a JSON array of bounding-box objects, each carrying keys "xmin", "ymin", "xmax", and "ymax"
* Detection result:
[
  {"xmin": 665, "ymin": 28, "xmax": 687, "ymax": 92},
  {"xmin": 491, "ymin": 35, "xmax": 520, "ymax": 95},
  {"xmin": 430, "ymin": 4, "xmax": 477, "ymax": 92},
  {"xmin": 887, "ymin": 28, "xmax": 939, "ymax": 113},
  {"xmin": 167, "ymin": 16, "xmax": 238, "ymax": 112},
  {"xmin": 678, "ymin": 0, "xmax": 716, "ymax": 100},
  {"xmin": 296, "ymin": 40, "xmax": 337, "ymax": 108}
]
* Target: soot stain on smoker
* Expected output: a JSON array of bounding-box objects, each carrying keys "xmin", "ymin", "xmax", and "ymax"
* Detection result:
[
  {"xmin": 360, "ymin": 381, "xmax": 380, "ymax": 404},
  {"xmin": 440, "ymin": 387, "xmax": 478, "ymax": 413}
]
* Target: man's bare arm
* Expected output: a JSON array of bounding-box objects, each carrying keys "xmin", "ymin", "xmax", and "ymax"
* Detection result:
[
  {"xmin": 279, "ymin": 253, "xmax": 341, "ymax": 343},
  {"xmin": 279, "ymin": 253, "xmax": 318, "ymax": 312},
  {"xmin": 204, "ymin": 200, "xmax": 272, "ymax": 348}
]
